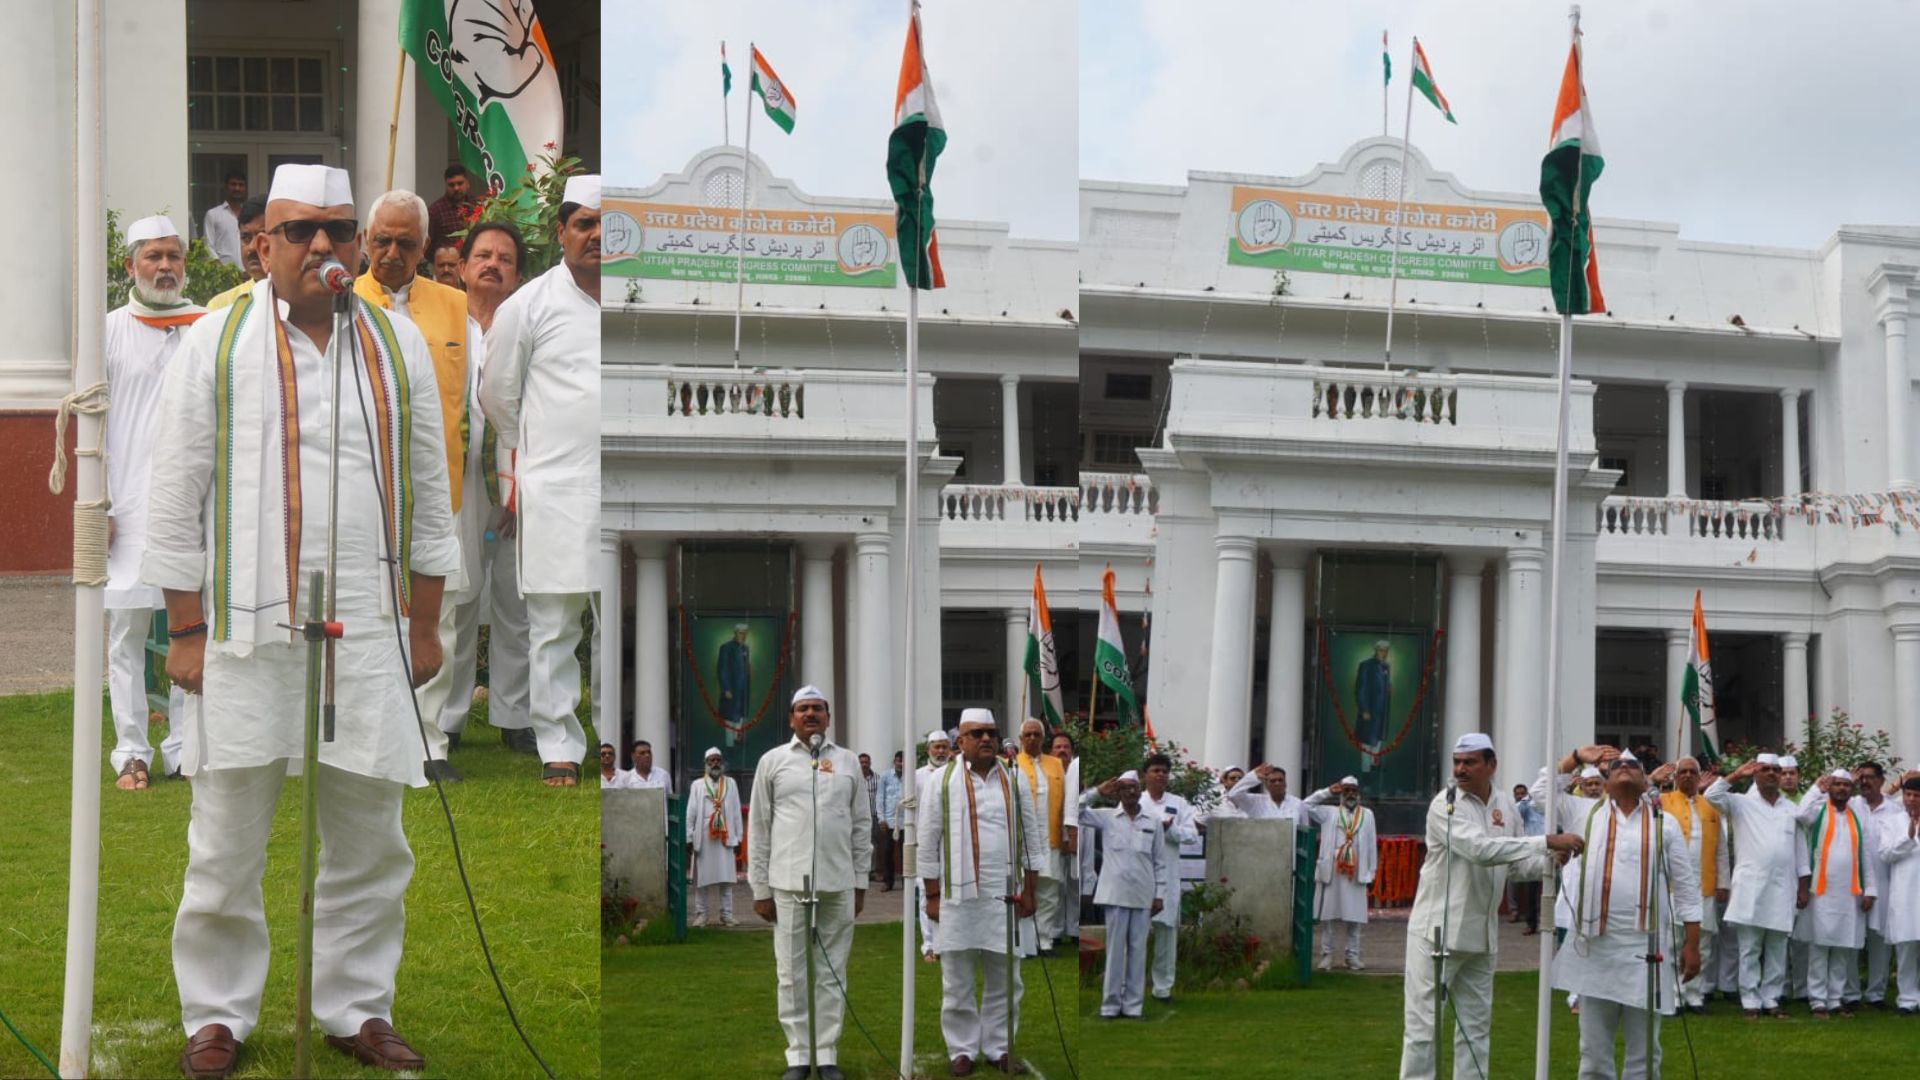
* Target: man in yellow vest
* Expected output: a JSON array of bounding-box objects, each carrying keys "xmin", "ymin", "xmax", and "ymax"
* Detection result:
[
  {"xmin": 1655, "ymin": 757, "xmax": 1730, "ymax": 1013},
  {"xmin": 1015, "ymin": 718, "xmax": 1070, "ymax": 954},
  {"xmin": 355, "ymin": 189, "xmax": 484, "ymax": 783}
]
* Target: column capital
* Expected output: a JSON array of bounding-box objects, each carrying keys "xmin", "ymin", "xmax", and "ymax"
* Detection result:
[
  {"xmin": 1869, "ymin": 263, "xmax": 1919, "ymax": 325},
  {"xmin": 600, "ymin": 528, "xmax": 622, "ymax": 550},
  {"xmin": 627, "ymin": 536, "xmax": 670, "ymax": 559},
  {"xmin": 1504, "ymin": 546, "xmax": 1546, "ymax": 573},
  {"xmin": 1889, "ymin": 623, "xmax": 1920, "ymax": 644},
  {"xmin": 854, "ymin": 530, "xmax": 892, "ymax": 556},
  {"xmin": 1667, "ymin": 627, "xmax": 1690, "ymax": 646},
  {"xmin": 1778, "ymin": 387, "xmax": 1802, "ymax": 404},
  {"xmin": 1448, "ymin": 554, "xmax": 1488, "ymax": 577},
  {"xmin": 1265, "ymin": 545, "xmax": 1311, "ymax": 571},
  {"xmin": 1781, "ymin": 630, "xmax": 1811, "ymax": 649},
  {"xmin": 798, "ymin": 538, "xmax": 841, "ymax": 561},
  {"xmin": 1215, "ymin": 534, "xmax": 1258, "ymax": 560},
  {"xmin": 1665, "ymin": 380, "xmax": 1688, "ymax": 397},
  {"xmin": 999, "ymin": 372, "xmax": 1022, "ymax": 388}
]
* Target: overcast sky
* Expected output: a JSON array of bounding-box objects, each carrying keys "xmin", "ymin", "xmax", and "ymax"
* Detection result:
[
  {"xmin": 1082, "ymin": 0, "xmax": 1920, "ymax": 250},
  {"xmin": 603, "ymin": 0, "xmax": 1079, "ymax": 241}
]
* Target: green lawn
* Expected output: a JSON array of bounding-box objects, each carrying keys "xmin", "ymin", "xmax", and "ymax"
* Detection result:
[
  {"xmin": 604, "ymin": 923, "xmax": 1081, "ymax": 1079},
  {"xmin": 1079, "ymin": 967, "xmax": 1920, "ymax": 1075},
  {"xmin": 0, "ymin": 690, "xmax": 598, "ymax": 1079}
]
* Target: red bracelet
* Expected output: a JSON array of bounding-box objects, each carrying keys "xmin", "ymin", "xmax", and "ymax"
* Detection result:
[{"xmin": 168, "ymin": 620, "xmax": 207, "ymax": 639}]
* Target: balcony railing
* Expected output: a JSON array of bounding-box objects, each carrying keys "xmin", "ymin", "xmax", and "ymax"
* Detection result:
[
  {"xmin": 1082, "ymin": 472, "xmax": 1157, "ymax": 518},
  {"xmin": 1597, "ymin": 496, "xmax": 1786, "ymax": 542},
  {"xmin": 666, "ymin": 372, "xmax": 804, "ymax": 418},
  {"xmin": 1312, "ymin": 375, "xmax": 1457, "ymax": 425},
  {"xmin": 941, "ymin": 484, "xmax": 1079, "ymax": 524}
]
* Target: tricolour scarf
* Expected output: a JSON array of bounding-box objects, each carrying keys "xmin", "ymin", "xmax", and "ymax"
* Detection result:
[
  {"xmin": 128, "ymin": 289, "xmax": 206, "ymax": 329},
  {"xmin": 1808, "ymin": 801, "xmax": 1865, "ymax": 897},
  {"xmin": 938, "ymin": 759, "xmax": 1027, "ymax": 902}
]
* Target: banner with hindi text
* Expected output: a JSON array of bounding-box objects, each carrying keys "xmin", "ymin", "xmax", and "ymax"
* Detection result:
[
  {"xmin": 602, "ymin": 198, "xmax": 899, "ymax": 287},
  {"xmin": 1227, "ymin": 185, "xmax": 1551, "ymax": 288}
]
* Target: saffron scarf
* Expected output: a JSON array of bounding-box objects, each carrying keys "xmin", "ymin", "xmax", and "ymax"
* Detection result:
[{"xmin": 1808, "ymin": 801, "xmax": 1865, "ymax": 896}]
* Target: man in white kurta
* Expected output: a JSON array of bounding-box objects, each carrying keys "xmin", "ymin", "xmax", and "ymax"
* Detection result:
[
  {"xmin": 1140, "ymin": 752, "xmax": 1198, "ymax": 1000},
  {"xmin": 747, "ymin": 686, "xmax": 870, "ymax": 1080},
  {"xmin": 478, "ymin": 175, "xmax": 601, "ymax": 785},
  {"xmin": 1540, "ymin": 749, "xmax": 1701, "ymax": 1079},
  {"xmin": 1705, "ymin": 753, "xmax": 1811, "ymax": 1016},
  {"xmin": 1303, "ymin": 776, "xmax": 1378, "ymax": 971},
  {"xmin": 1400, "ymin": 734, "xmax": 1578, "ymax": 1080},
  {"xmin": 1014, "ymin": 719, "xmax": 1071, "ymax": 954},
  {"xmin": 353, "ymin": 188, "xmax": 486, "ymax": 784},
  {"xmin": 1054, "ymin": 733, "xmax": 1082, "ymax": 941},
  {"xmin": 1848, "ymin": 760, "xmax": 1901, "ymax": 1007},
  {"xmin": 686, "ymin": 746, "xmax": 744, "ymax": 927},
  {"xmin": 104, "ymin": 215, "xmax": 199, "ymax": 788},
  {"xmin": 1874, "ymin": 773, "xmax": 1920, "ymax": 1014},
  {"xmin": 914, "ymin": 728, "xmax": 955, "ymax": 960},
  {"xmin": 1226, "ymin": 763, "xmax": 1312, "ymax": 827},
  {"xmin": 1792, "ymin": 769, "xmax": 1878, "ymax": 1016},
  {"xmin": 1079, "ymin": 771, "xmax": 1167, "ymax": 1020},
  {"xmin": 1653, "ymin": 757, "xmax": 1729, "ymax": 1012},
  {"xmin": 145, "ymin": 165, "xmax": 455, "ymax": 1078},
  {"xmin": 921, "ymin": 710, "xmax": 1046, "ymax": 1073}
]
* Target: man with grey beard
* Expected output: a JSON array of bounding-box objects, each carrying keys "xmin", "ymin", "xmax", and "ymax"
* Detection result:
[{"xmin": 103, "ymin": 215, "xmax": 204, "ymax": 790}]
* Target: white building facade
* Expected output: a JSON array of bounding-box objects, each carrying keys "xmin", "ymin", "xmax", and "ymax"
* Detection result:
[{"xmin": 1084, "ymin": 139, "xmax": 1920, "ymax": 830}]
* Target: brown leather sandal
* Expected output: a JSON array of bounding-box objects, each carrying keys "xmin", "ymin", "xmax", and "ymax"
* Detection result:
[
  {"xmin": 117, "ymin": 757, "xmax": 150, "ymax": 791},
  {"xmin": 541, "ymin": 762, "xmax": 579, "ymax": 787}
]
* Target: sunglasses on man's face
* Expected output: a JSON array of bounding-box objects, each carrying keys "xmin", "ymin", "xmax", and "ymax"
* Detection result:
[{"xmin": 269, "ymin": 218, "xmax": 358, "ymax": 245}]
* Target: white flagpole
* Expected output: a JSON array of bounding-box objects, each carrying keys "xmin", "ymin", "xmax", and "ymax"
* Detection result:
[
  {"xmin": 899, "ymin": 11, "xmax": 926, "ymax": 1074},
  {"xmin": 1382, "ymin": 39, "xmax": 1419, "ymax": 370},
  {"xmin": 1534, "ymin": 8, "xmax": 1585, "ymax": 1077},
  {"xmin": 733, "ymin": 46, "xmax": 754, "ymax": 369},
  {"xmin": 62, "ymin": 1, "xmax": 105, "ymax": 1075}
]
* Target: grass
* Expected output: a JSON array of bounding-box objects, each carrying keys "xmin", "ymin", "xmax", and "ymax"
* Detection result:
[
  {"xmin": 0, "ymin": 689, "xmax": 599, "ymax": 1079},
  {"xmin": 604, "ymin": 922, "xmax": 1081, "ymax": 1079},
  {"xmin": 1078, "ymin": 966, "xmax": 1920, "ymax": 1075}
]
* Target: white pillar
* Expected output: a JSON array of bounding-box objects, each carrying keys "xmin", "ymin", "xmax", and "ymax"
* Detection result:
[
  {"xmin": 1782, "ymin": 631, "xmax": 1811, "ymax": 748},
  {"xmin": 1499, "ymin": 547, "xmax": 1547, "ymax": 776},
  {"xmin": 597, "ymin": 530, "xmax": 621, "ymax": 751},
  {"xmin": 632, "ymin": 541, "xmax": 670, "ymax": 762},
  {"xmin": 800, "ymin": 543, "xmax": 837, "ymax": 714},
  {"xmin": 104, "ymin": 0, "xmax": 188, "ymax": 228},
  {"xmin": 355, "ymin": 0, "xmax": 417, "ymax": 201},
  {"xmin": 1885, "ymin": 308, "xmax": 1913, "ymax": 491},
  {"xmin": 1443, "ymin": 557, "xmax": 1485, "ymax": 751},
  {"xmin": 1202, "ymin": 535, "xmax": 1259, "ymax": 769},
  {"xmin": 1780, "ymin": 389, "xmax": 1803, "ymax": 498},
  {"xmin": 1006, "ymin": 607, "xmax": 1029, "ymax": 726},
  {"xmin": 1665, "ymin": 381, "xmax": 1688, "ymax": 499},
  {"xmin": 1666, "ymin": 628, "xmax": 1690, "ymax": 761},
  {"xmin": 1263, "ymin": 549, "xmax": 1308, "ymax": 779},
  {"xmin": 852, "ymin": 531, "xmax": 893, "ymax": 758},
  {"xmin": 1891, "ymin": 626, "xmax": 1920, "ymax": 766},
  {"xmin": 1000, "ymin": 373, "xmax": 1024, "ymax": 485}
]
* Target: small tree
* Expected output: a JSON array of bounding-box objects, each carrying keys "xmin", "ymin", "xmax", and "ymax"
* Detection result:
[
  {"xmin": 1719, "ymin": 708, "xmax": 1901, "ymax": 788},
  {"xmin": 461, "ymin": 147, "xmax": 583, "ymax": 279}
]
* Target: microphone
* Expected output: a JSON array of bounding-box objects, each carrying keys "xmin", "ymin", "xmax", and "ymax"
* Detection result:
[
  {"xmin": 1446, "ymin": 784, "xmax": 1457, "ymax": 809},
  {"xmin": 317, "ymin": 259, "xmax": 354, "ymax": 295},
  {"xmin": 808, "ymin": 733, "xmax": 823, "ymax": 760}
]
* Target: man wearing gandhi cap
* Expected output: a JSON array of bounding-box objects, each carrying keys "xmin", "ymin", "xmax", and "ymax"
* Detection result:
[
  {"xmin": 1707, "ymin": 751, "xmax": 1812, "ymax": 1016},
  {"xmin": 144, "ymin": 163, "xmax": 457, "ymax": 1077},
  {"xmin": 1079, "ymin": 768, "xmax": 1167, "ymax": 1019},
  {"xmin": 687, "ymin": 745, "xmax": 744, "ymax": 927},
  {"xmin": 1792, "ymin": 766, "xmax": 1879, "ymax": 1017},
  {"xmin": 103, "ymin": 214, "xmax": 202, "ymax": 792},
  {"xmin": 1302, "ymin": 774, "xmax": 1378, "ymax": 971},
  {"xmin": 1399, "ymin": 734, "xmax": 1584, "ymax": 1079},
  {"xmin": 479, "ymin": 174, "xmax": 601, "ymax": 786},
  {"xmin": 914, "ymin": 726, "xmax": 956, "ymax": 961},
  {"xmin": 746, "ymin": 685, "xmax": 871, "ymax": 1080}
]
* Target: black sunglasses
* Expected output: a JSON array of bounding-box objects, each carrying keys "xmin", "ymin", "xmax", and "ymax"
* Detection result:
[{"xmin": 269, "ymin": 218, "xmax": 358, "ymax": 245}]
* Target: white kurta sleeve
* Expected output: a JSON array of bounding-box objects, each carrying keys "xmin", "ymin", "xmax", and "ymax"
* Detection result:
[
  {"xmin": 141, "ymin": 316, "xmax": 220, "ymax": 591},
  {"xmin": 852, "ymin": 766, "xmax": 874, "ymax": 883},
  {"xmin": 918, "ymin": 771, "xmax": 946, "ymax": 885},
  {"xmin": 1703, "ymin": 777, "xmax": 1736, "ymax": 817},
  {"xmin": 747, "ymin": 755, "xmax": 776, "ymax": 900},
  {"xmin": 1664, "ymin": 815, "xmax": 1703, "ymax": 925},
  {"xmin": 388, "ymin": 319, "xmax": 459, "ymax": 578},
  {"xmin": 1018, "ymin": 774, "xmax": 1046, "ymax": 874},
  {"xmin": 1169, "ymin": 798, "xmax": 1200, "ymax": 847},
  {"xmin": 1150, "ymin": 816, "xmax": 1169, "ymax": 896},
  {"xmin": 477, "ymin": 287, "xmax": 533, "ymax": 448},
  {"xmin": 1435, "ymin": 796, "xmax": 1550, "ymax": 869}
]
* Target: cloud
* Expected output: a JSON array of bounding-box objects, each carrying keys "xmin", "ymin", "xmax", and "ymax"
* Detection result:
[
  {"xmin": 1082, "ymin": 0, "xmax": 1920, "ymax": 249},
  {"xmin": 604, "ymin": 0, "xmax": 1078, "ymax": 241}
]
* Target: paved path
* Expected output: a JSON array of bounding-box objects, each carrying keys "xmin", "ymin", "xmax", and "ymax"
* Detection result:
[{"xmin": 0, "ymin": 576, "xmax": 74, "ymax": 694}]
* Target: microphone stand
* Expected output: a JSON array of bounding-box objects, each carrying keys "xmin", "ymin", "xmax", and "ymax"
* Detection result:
[
  {"xmin": 292, "ymin": 285, "xmax": 351, "ymax": 1078},
  {"xmin": 1640, "ymin": 792, "xmax": 1665, "ymax": 1069},
  {"xmin": 804, "ymin": 736, "xmax": 823, "ymax": 1078},
  {"xmin": 1431, "ymin": 785, "xmax": 1456, "ymax": 1080}
]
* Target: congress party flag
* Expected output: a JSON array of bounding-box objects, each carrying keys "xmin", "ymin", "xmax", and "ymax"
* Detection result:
[
  {"xmin": 399, "ymin": 0, "xmax": 565, "ymax": 195},
  {"xmin": 750, "ymin": 46, "xmax": 796, "ymax": 133},
  {"xmin": 1681, "ymin": 591, "xmax": 1719, "ymax": 765},
  {"xmin": 1024, "ymin": 565, "xmax": 1065, "ymax": 728},
  {"xmin": 888, "ymin": 2, "xmax": 947, "ymax": 290},
  {"xmin": 1540, "ymin": 31, "xmax": 1606, "ymax": 315},
  {"xmin": 1096, "ymin": 567, "xmax": 1141, "ymax": 725},
  {"xmin": 1411, "ymin": 39, "xmax": 1455, "ymax": 124}
]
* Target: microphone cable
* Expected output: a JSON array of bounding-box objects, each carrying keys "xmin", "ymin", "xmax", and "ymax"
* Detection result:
[{"xmin": 345, "ymin": 304, "xmax": 558, "ymax": 1079}]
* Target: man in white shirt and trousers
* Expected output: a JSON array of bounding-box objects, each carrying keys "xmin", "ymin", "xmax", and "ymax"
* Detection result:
[
  {"xmin": 1139, "ymin": 752, "xmax": 1198, "ymax": 1001},
  {"xmin": 1876, "ymin": 771, "xmax": 1920, "ymax": 1014},
  {"xmin": 1848, "ymin": 760, "xmax": 1900, "ymax": 1008},
  {"xmin": 1399, "ymin": 734, "xmax": 1582, "ymax": 1080},
  {"xmin": 1079, "ymin": 770, "xmax": 1167, "ymax": 1020},
  {"xmin": 687, "ymin": 746, "xmax": 743, "ymax": 927},
  {"xmin": 920, "ymin": 709, "xmax": 1045, "ymax": 1076},
  {"xmin": 747, "ymin": 686, "xmax": 870, "ymax": 1080},
  {"xmin": 1792, "ymin": 768, "xmax": 1878, "ymax": 1017},
  {"xmin": 1706, "ymin": 753, "xmax": 1811, "ymax": 1017},
  {"xmin": 1538, "ymin": 746, "xmax": 1701, "ymax": 1079},
  {"xmin": 146, "ymin": 164, "xmax": 456, "ymax": 1078},
  {"xmin": 104, "ymin": 214, "xmax": 199, "ymax": 789},
  {"xmin": 1226, "ymin": 763, "xmax": 1312, "ymax": 826},
  {"xmin": 479, "ymin": 175, "xmax": 601, "ymax": 787},
  {"xmin": 1303, "ymin": 776, "xmax": 1377, "ymax": 972},
  {"xmin": 914, "ymin": 728, "xmax": 955, "ymax": 961}
]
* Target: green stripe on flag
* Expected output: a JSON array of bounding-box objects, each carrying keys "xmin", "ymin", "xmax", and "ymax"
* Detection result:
[
  {"xmin": 1412, "ymin": 68, "xmax": 1454, "ymax": 123},
  {"xmin": 1540, "ymin": 141, "xmax": 1605, "ymax": 315},
  {"xmin": 887, "ymin": 116, "xmax": 945, "ymax": 290}
]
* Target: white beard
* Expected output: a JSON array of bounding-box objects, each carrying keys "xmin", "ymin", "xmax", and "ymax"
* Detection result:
[{"xmin": 134, "ymin": 272, "xmax": 188, "ymax": 306}]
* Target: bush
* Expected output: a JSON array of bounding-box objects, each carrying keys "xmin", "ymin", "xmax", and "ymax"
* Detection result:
[
  {"xmin": 1067, "ymin": 717, "xmax": 1221, "ymax": 813},
  {"xmin": 1175, "ymin": 881, "xmax": 1265, "ymax": 988},
  {"xmin": 1720, "ymin": 708, "xmax": 1902, "ymax": 788},
  {"xmin": 462, "ymin": 146, "xmax": 583, "ymax": 279}
]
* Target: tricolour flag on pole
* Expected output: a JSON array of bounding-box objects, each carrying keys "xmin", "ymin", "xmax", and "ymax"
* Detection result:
[
  {"xmin": 722, "ymin": 42, "xmax": 732, "ymax": 96},
  {"xmin": 1096, "ymin": 566, "xmax": 1141, "ymax": 725},
  {"xmin": 1539, "ymin": 32, "xmax": 1606, "ymax": 315},
  {"xmin": 1681, "ymin": 590, "xmax": 1718, "ymax": 766},
  {"xmin": 1382, "ymin": 31, "xmax": 1392, "ymax": 85},
  {"xmin": 750, "ymin": 46, "xmax": 796, "ymax": 133},
  {"xmin": 1024, "ymin": 565, "xmax": 1065, "ymax": 728},
  {"xmin": 1410, "ymin": 39, "xmax": 1455, "ymax": 124},
  {"xmin": 399, "ymin": 0, "xmax": 564, "ymax": 195},
  {"xmin": 888, "ymin": 2, "xmax": 946, "ymax": 290}
]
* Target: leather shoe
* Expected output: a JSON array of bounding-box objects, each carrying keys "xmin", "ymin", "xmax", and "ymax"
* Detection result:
[
  {"xmin": 425, "ymin": 759, "xmax": 465, "ymax": 783},
  {"xmin": 779, "ymin": 1068, "xmax": 810, "ymax": 1080},
  {"xmin": 950, "ymin": 1055, "xmax": 975, "ymax": 1076},
  {"xmin": 817, "ymin": 1067, "xmax": 845, "ymax": 1080},
  {"xmin": 990, "ymin": 1054, "xmax": 1027, "ymax": 1074},
  {"xmin": 180, "ymin": 1023, "xmax": 238, "ymax": 1079},
  {"xmin": 500, "ymin": 726, "xmax": 539, "ymax": 754},
  {"xmin": 323, "ymin": 1018, "xmax": 425, "ymax": 1071}
]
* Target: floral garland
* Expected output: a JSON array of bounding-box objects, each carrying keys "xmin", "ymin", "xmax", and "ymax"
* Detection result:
[
  {"xmin": 1605, "ymin": 489, "xmax": 1920, "ymax": 536},
  {"xmin": 678, "ymin": 607, "xmax": 798, "ymax": 739},
  {"xmin": 1314, "ymin": 622, "xmax": 1444, "ymax": 763}
]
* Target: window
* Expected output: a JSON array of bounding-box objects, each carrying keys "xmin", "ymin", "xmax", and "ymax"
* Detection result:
[
  {"xmin": 1700, "ymin": 475, "xmax": 1728, "ymax": 501},
  {"xmin": 1599, "ymin": 455, "xmax": 1630, "ymax": 489},
  {"xmin": 188, "ymin": 53, "xmax": 329, "ymax": 135},
  {"xmin": 1104, "ymin": 372, "xmax": 1154, "ymax": 401},
  {"xmin": 941, "ymin": 670, "xmax": 996, "ymax": 702},
  {"xmin": 1594, "ymin": 694, "xmax": 1657, "ymax": 732},
  {"xmin": 1089, "ymin": 430, "xmax": 1155, "ymax": 468}
]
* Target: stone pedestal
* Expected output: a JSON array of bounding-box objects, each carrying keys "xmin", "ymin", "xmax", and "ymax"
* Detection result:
[
  {"xmin": 1201, "ymin": 818, "xmax": 1297, "ymax": 957},
  {"xmin": 602, "ymin": 788, "xmax": 668, "ymax": 919}
]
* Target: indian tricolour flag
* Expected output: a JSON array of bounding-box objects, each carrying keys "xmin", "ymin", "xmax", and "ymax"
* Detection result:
[
  {"xmin": 1540, "ymin": 30, "xmax": 1606, "ymax": 315},
  {"xmin": 888, "ymin": 2, "xmax": 946, "ymax": 290},
  {"xmin": 750, "ymin": 46, "xmax": 796, "ymax": 133},
  {"xmin": 1023, "ymin": 564, "xmax": 1065, "ymax": 728},
  {"xmin": 1681, "ymin": 590, "xmax": 1718, "ymax": 765},
  {"xmin": 399, "ymin": 0, "xmax": 564, "ymax": 196},
  {"xmin": 1095, "ymin": 566, "xmax": 1141, "ymax": 725},
  {"xmin": 1411, "ymin": 39, "xmax": 1455, "ymax": 123}
]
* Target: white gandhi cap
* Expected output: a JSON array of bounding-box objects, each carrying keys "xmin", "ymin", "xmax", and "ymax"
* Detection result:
[
  {"xmin": 125, "ymin": 215, "xmax": 180, "ymax": 245},
  {"xmin": 956, "ymin": 708, "xmax": 996, "ymax": 732},
  {"xmin": 267, "ymin": 163, "xmax": 352, "ymax": 206},
  {"xmin": 1453, "ymin": 733, "xmax": 1494, "ymax": 755},
  {"xmin": 1755, "ymin": 753, "xmax": 1780, "ymax": 766},
  {"xmin": 791, "ymin": 685, "xmax": 828, "ymax": 707},
  {"xmin": 1778, "ymin": 755, "xmax": 1799, "ymax": 769},
  {"xmin": 925, "ymin": 728, "xmax": 950, "ymax": 745},
  {"xmin": 561, "ymin": 174, "xmax": 600, "ymax": 210},
  {"xmin": 704, "ymin": 747, "xmax": 724, "ymax": 761}
]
